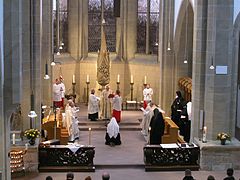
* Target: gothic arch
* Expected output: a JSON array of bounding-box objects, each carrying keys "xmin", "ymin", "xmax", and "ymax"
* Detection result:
[{"xmin": 174, "ymin": 0, "xmax": 194, "ymax": 96}]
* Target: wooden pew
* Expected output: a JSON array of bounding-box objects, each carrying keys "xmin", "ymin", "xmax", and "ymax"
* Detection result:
[{"xmin": 162, "ymin": 117, "xmax": 181, "ymax": 143}]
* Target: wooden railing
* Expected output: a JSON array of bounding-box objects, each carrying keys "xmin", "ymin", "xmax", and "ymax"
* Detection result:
[{"xmin": 162, "ymin": 117, "xmax": 181, "ymax": 143}]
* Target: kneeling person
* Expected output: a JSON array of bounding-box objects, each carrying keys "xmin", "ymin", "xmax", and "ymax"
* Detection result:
[{"xmin": 105, "ymin": 117, "xmax": 121, "ymax": 146}]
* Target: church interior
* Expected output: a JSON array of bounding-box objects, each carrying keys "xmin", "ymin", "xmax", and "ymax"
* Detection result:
[{"xmin": 1, "ymin": 0, "xmax": 240, "ymax": 179}]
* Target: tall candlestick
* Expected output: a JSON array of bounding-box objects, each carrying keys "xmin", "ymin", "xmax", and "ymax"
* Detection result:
[
  {"xmin": 117, "ymin": 74, "xmax": 120, "ymax": 83},
  {"xmin": 12, "ymin": 133, "xmax": 16, "ymax": 145},
  {"xmin": 144, "ymin": 76, "xmax": 147, "ymax": 84},
  {"xmin": 87, "ymin": 75, "xmax": 89, "ymax": 83},
  {"xmin": 131, "ymin": 75, "xmax": 133, "ymax": 83},
  {"xmin": 89, "ymin": 127, "xmax": 92, "ymax": 145},
  {"xmin": 202, "ymin": 126, "xmax": 207, "ymax": 143}
]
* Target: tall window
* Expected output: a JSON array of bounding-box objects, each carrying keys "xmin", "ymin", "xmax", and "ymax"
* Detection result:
[
  {"xmin": 53, "ymin": 0, "xmax": 68, "ymax": 53},
  {"xmin": 137, "ymin": 0, "xmax": 159, "ymax": 54},
  {"xmin": 88, "ymin": 0, "xmax": 116, "ymax": 52}
]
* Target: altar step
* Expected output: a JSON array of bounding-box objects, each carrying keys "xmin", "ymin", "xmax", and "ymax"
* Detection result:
[
  {"xmin": 79, "ymin": 126, "xmax": 141, "ymax": 131},
  {"xmin": 78, "ymin": 120, "xmax": 141, "ymax": 131},
  {"xmin": 79, "ymin": 121, "xmax": 140, "ymax": 126}
]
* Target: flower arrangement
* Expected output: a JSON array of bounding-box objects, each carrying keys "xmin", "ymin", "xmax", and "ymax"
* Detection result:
[
  {"xmin": 217, "ymin": 132, "xmax": 231, "ymax": 141},
  {"xmin": 24, "ymin": 129, "xmax": 40, "ymax": 140}
]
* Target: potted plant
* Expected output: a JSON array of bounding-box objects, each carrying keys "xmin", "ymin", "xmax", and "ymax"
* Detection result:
[
  {"xmin": 217, "ymin": 132, "xmax": 231, "ymax": 145},
  {"xmin": 24, "ymin": 129, "xmax": 40, "ymax": 145}
]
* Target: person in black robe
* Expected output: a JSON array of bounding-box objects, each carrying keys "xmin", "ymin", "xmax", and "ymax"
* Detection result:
[
  {"xmin": 149, "ymin": 108, "xmax": 165, "ymax": 144},
  {"xmin": 180, "ymin": 101, "xmax": 192, "ymax": 142},
  {"xmin": 171, "ymin": 91, "xmax": 185, "ymax": 127}
]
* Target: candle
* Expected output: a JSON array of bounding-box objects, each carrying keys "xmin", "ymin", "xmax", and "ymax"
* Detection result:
[
  {"xmin": 131, "ymin": 75, "xmax": 133, "ymax": 83},
  {"xmin": 89, "ymin": 127, "xmax": 92, "ymax": 145},
  {"xmin": 117, "ymin": 74, "xmax": 120, "ymax": 83},
  {"xmin": 202, "ymin": 126, "xmax": 207, "ymax": 143},
  {"xmin": 25, "ymin": 143, "xmax": 28, "ymax": 150},
  {"xmin": 144, "ymin": 76, "xmax": 147, "ymax": 84},
  {"xmin": 12, "ymin": 133, "xmax": 16, "ymax": 145},
  {"xmin": 148, "ymin": 127, "xmax": 151, "ymax": 144},
  {"xmin": 87, "ymin": 75, "xmax": 89, "ymax": 83},
  {"xmin": 72, "ymin": 74, "xmax": 75, "ymax": 84}
]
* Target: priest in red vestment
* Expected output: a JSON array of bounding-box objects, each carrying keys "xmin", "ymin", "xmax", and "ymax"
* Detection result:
[{"xmin": 112, "ymin": 90, "xmax": 122, "ymax": 123}]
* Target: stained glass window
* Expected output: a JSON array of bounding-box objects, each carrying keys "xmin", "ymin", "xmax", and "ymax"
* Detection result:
[
  {"xmin": 88, "ymin": 0, "xmax": 116, "ymax": 52},
  {"xmin": 53, "ymin": 0, "xmax": 68, "ymax": 53},
  {"xmin": 137, "ymin": 0, "xmax": 159, "ymax": 54}
]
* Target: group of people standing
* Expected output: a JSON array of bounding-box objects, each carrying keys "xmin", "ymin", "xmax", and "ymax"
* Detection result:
[
  {"xmin": 88, "ymin": 85, "xmax": 122, "ymax": 123},
  {"xmin": 141, "ymin": 84, "xmax": 165, "ymax": 145}
]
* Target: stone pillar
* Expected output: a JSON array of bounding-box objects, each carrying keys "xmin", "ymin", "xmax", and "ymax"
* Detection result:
[
  {"xmin": 32, "ymin": 0, "xmax": 42, "ymax": 130},
  {"xmin": 158, "ymin": 0, "xmax": 175, "ymax": 114},
  {"xmin": 1, "ymin": 0, "xmax": 24, "ymax": 178},
  {"xmin": 191, "ymin": 0, "xmax": 208, "ymax": 140},
  {"xmin": 68, "ymin": 0, "xmax": 88, "ymax": 60},
  {"xmin": 42, "ymin": 0, "xmax": 52, "ymax": 106},
  {"xmin": 203, "ymin": 1, "xmax": 234, "ymax": 139},
  {"xmin": 123, "ymin": 0, "xmax": 137, "ymax": 60},
  {"xmin": 192, "ymin": 1, "xmax": 235, "ymax": 141},
  {"xmin": 0, "ymin": 0, "xmax": 8, "ymax": 178}
]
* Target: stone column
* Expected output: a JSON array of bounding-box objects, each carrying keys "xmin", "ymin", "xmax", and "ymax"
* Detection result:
[
  {"xmin": 42, "ymin": 0, "xmax": 52, "ymax": 106},
  {"xmin": 192, "ymin": 1, "xmax": 235, "ymax": 140},
  {"xmin": 123, "ymin": 0, "xmax": 137, "ymax": 60},
  {"xmin": 203, "ymin": 1, "xmax": 234, "ymax": 139},
  {"xmin": 68, "ymin": 0, "xmax": 88, "ymax": 60},
  {"xmin": 158, "ymin": 0, "xmax": 175, "ymax": 114},
  {"xmin": 191, "ymin": 0, "xmax": 208, "ymax": 139}
]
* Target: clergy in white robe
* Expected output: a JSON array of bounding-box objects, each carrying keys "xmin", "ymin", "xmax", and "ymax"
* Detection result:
[
  {"xmin": 141, "ymin": 103, "xmax": 154, "ymax": 136},
  {"xmin": 100, "ymin": 85, "xmax": 113, "ymax": 120},
  {"xmin": 59, "ymin": 76, "xmax": 66, "ymax": 108},
  {"xmin": 143, "ymin": 84, "xmax": 153, "ymax": 109},
  {"xmin": 62, "ymin": 100, "xmax": 80, "ymax": 142},
  {"xmin": 88, "ymin": 89, "xmax": 100, "ymax": 121},
  {"xmin": 112, "ymin": 90, "xmax": 122, "ymax": 123},
  {"xmin": 52, "ymin": 79, "xmax": 62, "ymax": 108}
]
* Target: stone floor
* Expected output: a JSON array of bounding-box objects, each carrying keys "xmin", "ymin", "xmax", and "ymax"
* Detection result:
[{"xmin": 13, "ymin": 103, "xmax": 240, "ymax": 180}]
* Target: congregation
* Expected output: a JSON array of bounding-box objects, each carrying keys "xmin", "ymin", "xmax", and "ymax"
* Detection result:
[{"xmin": 43, "ymin": 168, "xmax": 238, "ymax": 180}]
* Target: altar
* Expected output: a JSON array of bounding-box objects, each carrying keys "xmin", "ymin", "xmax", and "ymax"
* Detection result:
[
  {"xmin": 38, "ymin": 144, "xmax": 95, "ymax": 172},
  {"xmin": 143, "ymin": 143, "xmax": 200, "ymax": 171}
]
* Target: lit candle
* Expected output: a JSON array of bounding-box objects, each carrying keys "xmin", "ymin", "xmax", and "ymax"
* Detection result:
[
  {"xmin": 117, "ymin": 74, "xmax": 120, "ymax": 83},
  {"xmin": 131, "ymin": 75, "xmax": 133, "ymax": 83},
  {"xmin": 87, "ymin": 75, "xmax": 89, "ymax": 83},
  {"xmin": 72, "ymin": 74, "xmax": 75, "ymax": 84},
  {"xmin": 89, "ymin": 127, "xmax": 92, "ymax": 145},
  {"xmin": 202, "ymin": 126, "xmax": 207, "ymax": 143},
  {"xmin": 144, "ymin": 76, "xmax": 147, "ymax": 84},
  {"xmin": 25, "ymin": 143, "xmax": 28, "ymax": 150},
  {"xmin": 12, "ymin": 133, "xmax": 16, "ymax": 145},
  {"xmin": 148, "ymin": 127, "xmax": 151, "ymax": 144}
]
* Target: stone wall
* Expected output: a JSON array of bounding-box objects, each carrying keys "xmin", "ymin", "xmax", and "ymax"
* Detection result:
[{"xmin": 195, "ymin": 138, "xmax": 240, "ymax": 170}]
